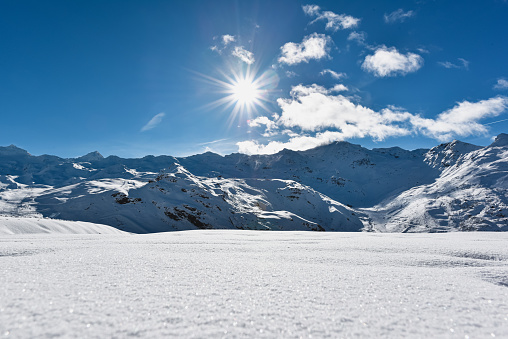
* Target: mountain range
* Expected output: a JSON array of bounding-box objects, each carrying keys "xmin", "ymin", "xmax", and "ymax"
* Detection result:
[{"xmin": 1, "ymin": 134, "xmax": 507, "ymax": 233}]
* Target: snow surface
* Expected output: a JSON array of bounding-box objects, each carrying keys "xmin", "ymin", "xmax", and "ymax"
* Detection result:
[
  {"xmin": 1, "ymin": 231, "xmax": 508, "ymax": 338},
  {"xmin": 0, "ymin": 217, "xmax": 126, "ymax": 235}
]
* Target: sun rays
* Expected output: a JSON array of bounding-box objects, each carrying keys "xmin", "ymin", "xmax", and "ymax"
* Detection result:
[
  {"xmin": 231, "ymin": 78, "xmax": 260, "ymax": 106},
  {"xmin": 199, "ymin": 66, "xmax": 279, "ymax": 126}
]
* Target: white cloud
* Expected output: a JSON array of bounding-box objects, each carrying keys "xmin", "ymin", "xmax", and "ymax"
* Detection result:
[
  {"xmin": 288, "ymin": 83, "xmax": 347, "ymax": 96},
  {"xmin": 438, "ymin": 58, "xmax": 469, "ymax": 70},
  {"xmin": 211, "ymin": 35, "xmax": 255, "ymax": 64},
  {"xmin": 494, "ymin": 79, "xmax": 508, "ymax": 90},
  {"xmin": 316, "ymin": 11, "xmax": 360, "ymax": 31},
  {"xmin": 238, "ymin": 84, "xmax": 508, "ymax": 154},
  {"xmin": 141, "ymin": 113, "xmax": 165, "ymax": 132},
  {"xmin": 384, "ymin": 9, "xmax": 415, "ymax": 23},
  {"xmin": 222, "ymin": 34, "xmax": 236, "ymax": 46},
  {"xmin": 411, "ymin": 96, "xmax": 508, "ymax": 141},
  {"xmin": 303, "ymin": 4, "xmax": 360, "ymax": 31},
  {"xmin": 290, "ymin": 83, "xmax": 329, "ymax": 97},
  {"xmin": 278, "ymin": 33, "xmax": 332, "ymax": 65},
  {"xmin": 237, "ymin": 131, "xmax": 348, "ymax": 155},
  {"xmin": 248, "ymin": 116, "xmax": 277, "ymax": 129},
  {"xmin": 232, "ymin": 46, "xmax": 255, "ymax": 64},
  {"xmin": 320, "ymin": 69, "xmax": 346, "ymax": 79},
  {"xmin": 277, "ymin": 87, "xmax": 412, "ymax": 138},
  {"xmin": 362, "ymin": 46, "xmax": 423, "ymax": 77},
  {"xmin": 210, "ymin": 34, "xmax": 238, "ymax": 55},
  {"xmin": 330, "ymin": 84, "xmax": 348, "ymax": 92},
  {"xmin": 302, "ymin": 4, "xmax": 321, "ymax": 16},
  {"xmin": 248, "ymin": 115, "xmax": 280, "ymax": 137}
]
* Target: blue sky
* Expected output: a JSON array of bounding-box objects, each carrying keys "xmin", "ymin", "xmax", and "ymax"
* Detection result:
[{"xmin": 1, "ymin": 0, "xmax": 508, "ymax": 157}]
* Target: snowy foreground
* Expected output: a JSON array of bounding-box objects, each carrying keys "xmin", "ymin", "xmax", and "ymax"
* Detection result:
[{"xmin": 1, "ymin": 230, "xmax": 508, "ymax": 338}]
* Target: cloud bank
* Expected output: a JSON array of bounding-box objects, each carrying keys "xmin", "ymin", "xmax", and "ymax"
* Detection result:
[{"xmin": 238, "ymin": 84, "xmax": 508, "ymax": 154}]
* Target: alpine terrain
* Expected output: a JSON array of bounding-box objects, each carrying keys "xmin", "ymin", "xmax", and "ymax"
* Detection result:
[{"xmin": 1, "ymin": 134, "xmax": 507, "ymax": 233}]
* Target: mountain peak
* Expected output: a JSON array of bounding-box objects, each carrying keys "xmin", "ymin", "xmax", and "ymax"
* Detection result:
[
  {"xmin": 76, "ymin": 151, "xmax": 104, "ymax": 162},
  {"xmin": 0, "ymin": 145, "xmax": 31, "ymax": 157},
  {"xmin": 490, "ymin": 133, "xmax": 508, "ymax": 147}
]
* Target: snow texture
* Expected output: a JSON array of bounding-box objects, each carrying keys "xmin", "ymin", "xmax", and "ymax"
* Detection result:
[
  {"xmin": 0, "ymin": 217, "xmax": 126, "ymax": 235},
  {"xmin": 1, "ymin": 231, "xmax": 507, "ymax": 338},
  {"xmin": 1, "ymin": 134, "xmax": 507, "ymax": 233}
]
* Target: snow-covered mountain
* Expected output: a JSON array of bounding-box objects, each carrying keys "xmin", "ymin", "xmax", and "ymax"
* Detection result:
[{"xmin": 1, "ymin": 134, "xmax": 507, "ymax": 233}]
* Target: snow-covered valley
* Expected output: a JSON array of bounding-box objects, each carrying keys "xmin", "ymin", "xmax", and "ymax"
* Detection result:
[
  {"xmin": 1, "ymin": 230, "xmax": 507, "ymax": 338},
  {"xmin": 1, "ymin": 134, "xmax": 508, "ymax": 233}
]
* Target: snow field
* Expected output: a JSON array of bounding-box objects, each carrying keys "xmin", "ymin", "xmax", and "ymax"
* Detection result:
[
  {"xmin": 0, "ymin": 217, "xmax": 126, "ymax": 235},
  {"xmin": 1, "ymin": 231, "xmax": 508, "ymax": 338}
]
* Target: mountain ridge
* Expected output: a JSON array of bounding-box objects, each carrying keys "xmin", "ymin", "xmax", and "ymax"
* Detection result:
[{"xmin": 1, "ymin": 135, "xmax": 507, "ymax": 233}]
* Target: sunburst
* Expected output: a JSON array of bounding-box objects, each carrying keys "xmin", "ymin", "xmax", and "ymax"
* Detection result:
[{"xmin": 199, "ymin": 66, "xmax": 279, "ymax": 125}]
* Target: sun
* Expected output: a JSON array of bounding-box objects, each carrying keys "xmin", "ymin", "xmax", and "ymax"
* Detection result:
[
  {"xmin": 221, "ymin": 69, "xmax": 268, "ymax": 117},
  {"xmin": 231, "ymin": 78, "xmax": 260, "ymax": 105},
  {"xmin": 199, "ymin": 66, "xmax": 279, "ymax": 123}
]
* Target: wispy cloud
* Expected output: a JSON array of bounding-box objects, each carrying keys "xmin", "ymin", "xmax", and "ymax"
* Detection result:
[
  {"xmin": 320, "ymin": 69, "xmax": 347, "ymax": 79},
  {"xmin": 141, "ymin": 112, "xmax": 165, "ymax": 132},
  {"xmin": 210, "ymin": 34, "xmax": 256, "ymax": 65},
  {"xmin": 285, "ymin": 71, "xmax": 298, "ymax": 78},
  {"xmin": 494, "ymin": 78, "xmax": 508, "ymax": 90},
  {"xmin": 278, "ymin": 33, "xmax": 332, "ymax": 65},
  {"xmin": 485, "ymin": 118, "xmax": 508, "ymax": 125},
  {"xmin": 237, "ymin": 84, "xmax": 508, "ymax": 154},
  {"xmin": 347, "ymin": 31, "xmax": 367, "ymax": 45},
  {"xmin": 384, "ymin": 9, "xmax": 415, "ymax": 23},
  {"xmin": 303, "ymin": 4, "xmax": 360, "ymax": 31},
  {"xmin": 438, "ymin": 58, "xmax": 469, "ymax": 70},
  {"xmin": 232, "ymin": 46, "xmax": 255, "ymax": 64},
  {"xmin": 362, "ymin": 46, "xmax": 423, "ymax": 77},
  {"xmin": 198, "ymin": 138, "xmax": 229, "ymax": 146}
]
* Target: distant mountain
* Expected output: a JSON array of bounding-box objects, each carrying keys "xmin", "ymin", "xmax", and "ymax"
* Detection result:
[{"xmin": 1, "ymin": 134, "xmax": 507, "ymax": 233}]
